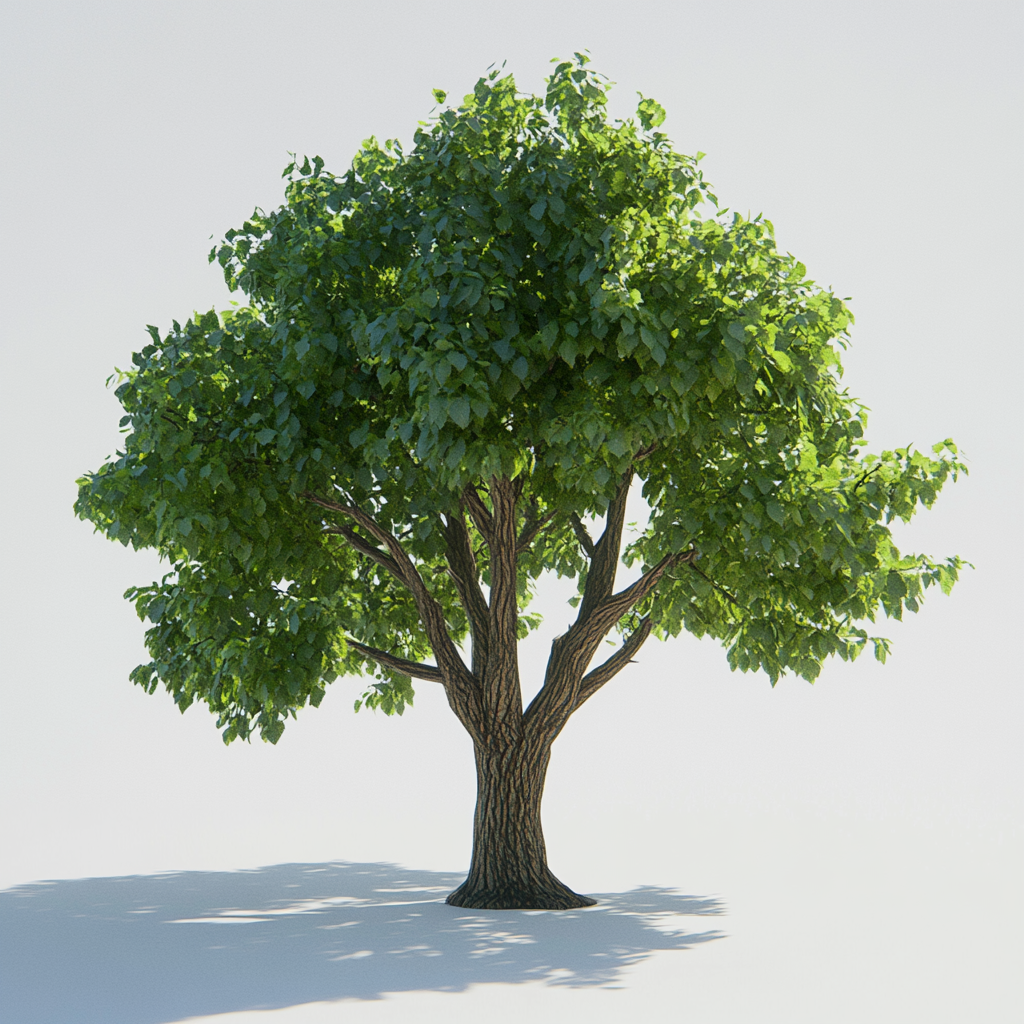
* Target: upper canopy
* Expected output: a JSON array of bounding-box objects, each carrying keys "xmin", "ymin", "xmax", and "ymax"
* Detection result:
[{"xmin": 75, "ymin": 57, "xmax": 966, "ymax": 742}]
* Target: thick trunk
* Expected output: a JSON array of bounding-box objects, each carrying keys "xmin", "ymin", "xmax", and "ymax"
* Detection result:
[{"xmin": 446, "ymin": 737, "xmax": 596, "ymax": 910}]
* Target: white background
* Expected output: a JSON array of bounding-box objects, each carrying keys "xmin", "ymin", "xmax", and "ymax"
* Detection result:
[{"xmin": 1, "ymin": 2, "xmax": 1021, "ymax": 1021}]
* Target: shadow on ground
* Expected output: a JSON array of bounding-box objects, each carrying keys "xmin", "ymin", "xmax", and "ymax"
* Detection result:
[{"xmin": 0, "ymin": 861, "xmax": 724, "ymax": 1024}]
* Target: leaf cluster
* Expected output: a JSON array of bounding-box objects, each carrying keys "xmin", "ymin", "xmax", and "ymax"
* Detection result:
[{"xmin": 76, "ymin": 55, "xmax": 966, "ymax": 741}]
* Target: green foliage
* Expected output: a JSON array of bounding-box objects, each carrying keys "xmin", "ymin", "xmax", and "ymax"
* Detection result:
[
  {"xmin": 75, "ymin": 54, "xmax": 966, "ymax": 742},
  {"xmin": 354, "ymin": 675, "xmax": 415, "ymax": 716}
]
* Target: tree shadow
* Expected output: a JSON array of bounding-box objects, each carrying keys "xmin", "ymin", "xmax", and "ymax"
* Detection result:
[{"xmin": 1, "ymin": 861, "xmax": 724, "ymax": 1024}]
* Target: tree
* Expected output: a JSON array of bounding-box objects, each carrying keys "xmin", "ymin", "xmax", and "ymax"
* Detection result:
[{"xmin": 76, "ymin": 56, "xmax": 966, "ymax": 910}]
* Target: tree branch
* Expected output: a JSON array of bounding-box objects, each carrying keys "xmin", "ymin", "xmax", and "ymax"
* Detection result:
[
  {"xmin": 301, "ymin": 490, "xmax": 480, "ymax": 732},
  {"xmin": 462, "ymin": 485, "xmax": 493, "ymax": 542},
  {"xmin": 524, "ymin": 549, "xmax": 695, "ymax": 740},
  {"xmin": 322, "ymin": 523, "xmax": 402, "ymax": 578},
  {"xmin": 347, "ymin": 639, "xmax": 445, "ymax": 683},
  {"xmin": 577, "ymin": 469, "xmax": 633, "ymax": 621},
  {"xmin": 161, "ymin": 412, "xmax": 187, "ymax": 430},
  {"xmin": 598, "ymin": 549, "xmax": 699, "ymax": 630},
  {"xmin": 303, "ymin": 491, "xmax": 416, "ymax": 584},
  {"xmin": 684, "ymin": 561, "xmax": 744, "ymax": 611},
  {"xmin": 569, "ymin": 513, "xmax": 596, "ymax": 558},
  {"xmin": 574, "ymin": 616, "xmax": 653, "ymax": 708},
  {"xmin": 440, "ymin": 510, "xmax": 491, "ymax": 677},
  {"xmin": 634, "ymin": 440, "xmax": 658, "ymax": 462},
  {"xmin": 851, "ymin": 464, "xmax": 882, "ymax": 494}
]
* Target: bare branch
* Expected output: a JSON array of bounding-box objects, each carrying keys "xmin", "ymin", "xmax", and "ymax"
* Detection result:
[
  {"xmin": 301, "ymin": 490, "xmax": 478, "ymax": 715},
  {"xmin": 322, "ymin": 524, "xmax": 402, "ymax": 578},
  {"xmin": 524, "ymin": 549, "xmax": 695, "ymax": 740},
  {"xmin": 634, "ymin": 440, "xmax": 658, "ymax": 462},
  {"xmin": 577, "ymin": 470, "xmax": 633, "ymax": 621},
  {"xmin": 347, "ymin": 639, "xmax": 445, "ymax": 683},
  {"xmin": 569, "ymin": 513, "xmax": 596, "ymax": 558},
  {"xmin": 574, "ymin": 616, "xmax": 653, "ymax": 708}
]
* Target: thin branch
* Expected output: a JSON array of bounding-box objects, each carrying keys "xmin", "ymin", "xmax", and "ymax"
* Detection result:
[
  {"xmin": 322, "ymin": 523, "xmax": 402, "ymax": 578},
  {"xmin": 301, "ymin": 490, "xmax": 478, "ymax": 719},
  {"xmin": 575, "ymin": 616, "xmax": 653, "ymax": 707},
  {"xmin": 569, "ymin": 513, "xmax": 596, "ymax": 558},
  {"xmin": 684, "ymin": 561, "xmax": 744, "ymax": 612},
  {"xmin": 851, "ymin": 464, "xmax": 882, "ymax": 494},
  {"xmin": 634, "ymin": 440, "xmax": 659, "ymax": 462},
  {"xmin": 346, "ymin": 639, "xmax": 445, "ymax": 683},
  {"xmin": 161, "ymin": 411, "xmax": 188, "ymax": 431}
]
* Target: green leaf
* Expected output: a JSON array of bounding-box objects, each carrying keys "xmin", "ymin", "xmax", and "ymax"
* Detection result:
[
  {"xmin": 449, "ymin": 396, "xmax": 471, "ymax": 428},
  {"xmin": 636, "ymin": 94, "xmax": 666, "ymax": 130},
  {"xmin": 446, "ymin": 437, "xmax": 466, "ymax": 469},
  {"xmin": 558, "ymin": 337, "xmax": 578, "ymax": 366}
]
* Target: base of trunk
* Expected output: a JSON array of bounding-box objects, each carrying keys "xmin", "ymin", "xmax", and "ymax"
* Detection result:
[{"xmin": 446, "ymin": 874, "xmax": 597, "ymax": 910}]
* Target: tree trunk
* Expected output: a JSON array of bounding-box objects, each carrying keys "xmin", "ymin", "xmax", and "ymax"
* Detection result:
[{"xmin": 446, "ymin": 736, "xmax": 596, "ymax": 910}]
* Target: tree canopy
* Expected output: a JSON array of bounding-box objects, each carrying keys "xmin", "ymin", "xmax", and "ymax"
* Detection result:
[{"xmin": 76, "ymin": 55, "xmax": 966, "ymax": 750}]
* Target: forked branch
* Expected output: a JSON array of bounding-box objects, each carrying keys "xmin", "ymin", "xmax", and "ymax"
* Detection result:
[
  {"xmin": 524, "ymin": 548, "xmax": 695, "ymax": 739},
  {"xmin": 301, "ymin": 490, "xmax": 476, "ymax": 709},
  {"xmin": 596, "ymin": 549, "xmax": 699, "ymax": 634},
  {"xmin": 303, "ymin": 491, "xmax": 419, "ymax": 588}
]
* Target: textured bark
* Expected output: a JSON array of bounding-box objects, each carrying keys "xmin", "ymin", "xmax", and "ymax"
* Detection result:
[
  {"xmin": 306, "ymin": 466, "xmax": 682, "ymax": 911},
  {"xmin": 446, "ymin": 738, "xmax": 596, "ymax": 910}
]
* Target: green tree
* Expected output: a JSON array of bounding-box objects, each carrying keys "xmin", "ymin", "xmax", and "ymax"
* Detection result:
[{"xmin": 76, "ymin": 56, "xmax": 966, "ymax": 909}]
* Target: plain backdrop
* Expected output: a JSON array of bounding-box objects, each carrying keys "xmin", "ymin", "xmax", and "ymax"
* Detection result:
[{"xmin": 1, "ymin": 2, "xmax": 1021, "ymax": 1022}]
